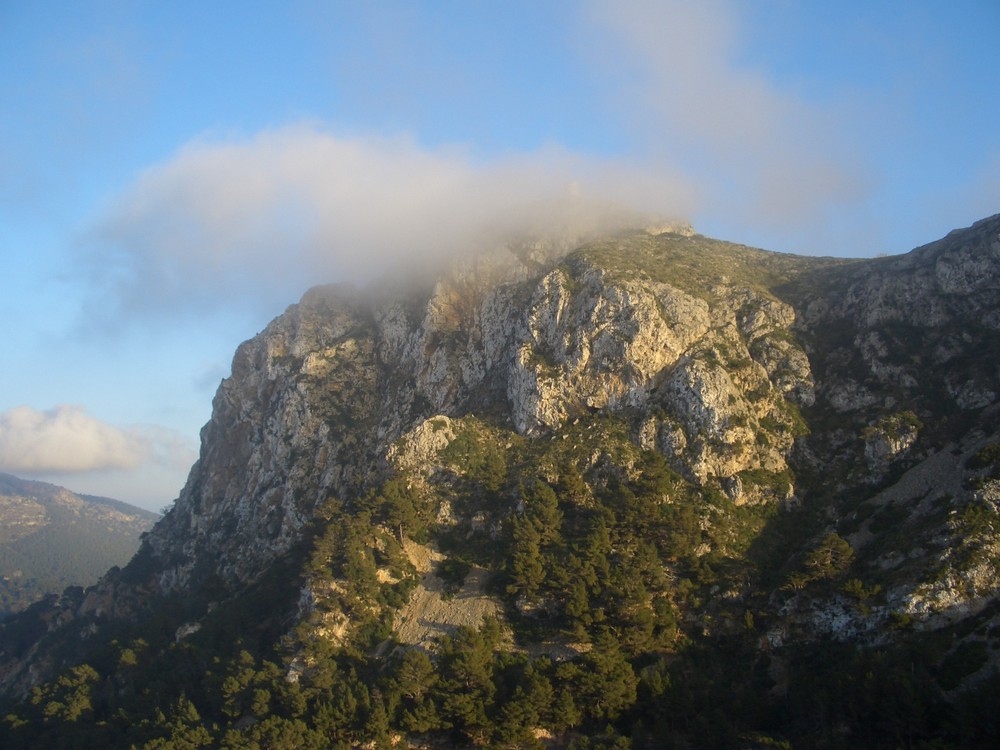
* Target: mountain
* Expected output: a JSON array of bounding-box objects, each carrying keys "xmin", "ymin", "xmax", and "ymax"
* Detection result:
[
  {"xmin": 2, "ymin": 215, "xmax": 1000, "ymax": 748},
  {"xmin": 0, "ymin": 473, "xmax": 158, "ymax": 619}
]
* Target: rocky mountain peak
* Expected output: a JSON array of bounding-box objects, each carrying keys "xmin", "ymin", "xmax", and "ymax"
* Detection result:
[
  {"xmin": 134, "ymin": 230, "xmax": 828, "ymax": 598},
  {"xmin": 89, "ymin": 217, "xmax": 1000, "ymax": 606},
  {"xmin": 3, "ymin": 217, "xmax": 1000, "ymax": 748}
]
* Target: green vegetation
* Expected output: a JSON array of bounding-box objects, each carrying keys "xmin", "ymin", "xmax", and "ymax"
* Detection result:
[
  {"xmin": 576, "ymin": 232, "xmax": 851, "ymax": 303},
  {"xmin": 967, "ymin": 442, "xmax": 1000, "ymax": 489},
  {"xmin": 968, "ymin": 442, "xmax": 1000, "ymax": 472},
  {"xmin": 862, "ymin": 410, "xmax": 924, "ymax": 444},
  {"xmin": 8, "ymin": 402, "xmax": 999, "ymax": 748},
  {"xmin": 5, "ymin": 226, "xmax": 1000, "ymax": 747}
]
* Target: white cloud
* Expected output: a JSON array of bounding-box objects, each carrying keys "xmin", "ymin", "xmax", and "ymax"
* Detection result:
[
  {"xmin": 0, "ymin": 404, "xmax": 193, "ymax": 476},
  {"xmin": 74, "ymin": 0, "xmax": 893, "ymax": 324},
  {"xmin": 83, "ymin": 124, "xmax": 696, "ymax": 321},
  {"xmin": 582, "ymin": 0, "xmax": 871, "ymax": 250}
]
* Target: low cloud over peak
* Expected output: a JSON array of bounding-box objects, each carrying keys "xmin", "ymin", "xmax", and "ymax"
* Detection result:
[
  {"xmin": 82, "ymin": 125, "xmax": 695, "ymax": 323},
  {"xmin": 584, "ymin": 0, "xmax": 871, "ymax": 248}
]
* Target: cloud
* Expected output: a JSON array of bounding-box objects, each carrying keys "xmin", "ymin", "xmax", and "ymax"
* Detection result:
[
  {"xmin": 0, "ymin": 404, "xmax": 193, "ymax": 476},
  {"xmin": 82, "ymin": 124, "xmax": 696, "ymax": 322},
  {"xmin": 75, "ymin": 0, "xmax": 885, "ymax": 324},
  {"xmin": 582, "ymin": 0, "xmax": 871, "ymax": 250}
]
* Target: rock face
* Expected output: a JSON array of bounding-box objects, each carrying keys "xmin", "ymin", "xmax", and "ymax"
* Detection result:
[
  {"xmin": 795, "ymin": 214, "xmax": 1000, "ymax": 420},
  {"xmin": 3, "ymin": 214, "xmax": 1000, "ymax": 706},
  {"xmin": 146, "ymin": 286, "xmax": 385, "ymax": 592},
  {"xmin": 139, "ymin": 236, "xmax": 815, "ymax": 597}
]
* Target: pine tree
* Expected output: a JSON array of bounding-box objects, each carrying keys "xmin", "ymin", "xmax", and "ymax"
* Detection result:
[{"xmin": 509, "ymin": 516, "xmax": 545, "ymax": 601}]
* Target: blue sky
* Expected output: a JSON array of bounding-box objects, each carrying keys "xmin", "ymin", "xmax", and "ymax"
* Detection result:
[{"xmin": 1, "ymin": 0, "xmax": 998, "ymax": 511}]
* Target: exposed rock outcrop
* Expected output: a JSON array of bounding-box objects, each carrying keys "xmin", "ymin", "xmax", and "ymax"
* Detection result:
[
  {"xmin": 132, "ymin": 235, "xmax": 820, "ymax": 601},
  {"xmin": 4, "ymin": 214, "xmax": 1000, "ymax": 707}
]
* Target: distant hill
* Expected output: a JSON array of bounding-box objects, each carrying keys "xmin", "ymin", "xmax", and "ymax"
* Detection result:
[{"xmin": 0, "ymin": 473, "xmax": 158, "ymax": 618}]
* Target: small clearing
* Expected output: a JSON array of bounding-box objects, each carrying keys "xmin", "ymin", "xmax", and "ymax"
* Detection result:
[{"xmin": 393, "ymin": 539, "xmax": 503, "ymax": 649}]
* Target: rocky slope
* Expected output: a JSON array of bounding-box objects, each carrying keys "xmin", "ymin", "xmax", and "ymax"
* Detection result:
[
  {"xmin": 139, "ymin": 229, "xmax": 829, "ymax": 596},
  {"xmin": 2, "ymin": 215, "xmax": 1000, "ymax": 747}
]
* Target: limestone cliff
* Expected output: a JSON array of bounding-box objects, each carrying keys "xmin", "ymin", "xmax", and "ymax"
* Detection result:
[
  {"xmin": 137, "ymin": 230, "xmax": 816, "ymax": 597},
  {"xmin": 3, "ymin": 215, "xmax": 1000, "ymax": 719}
]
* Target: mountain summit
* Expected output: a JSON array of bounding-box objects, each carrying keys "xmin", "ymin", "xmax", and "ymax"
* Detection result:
[{"xmin": 3, "ymin": 216, "xmax": 1000, "ymax": 748}]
